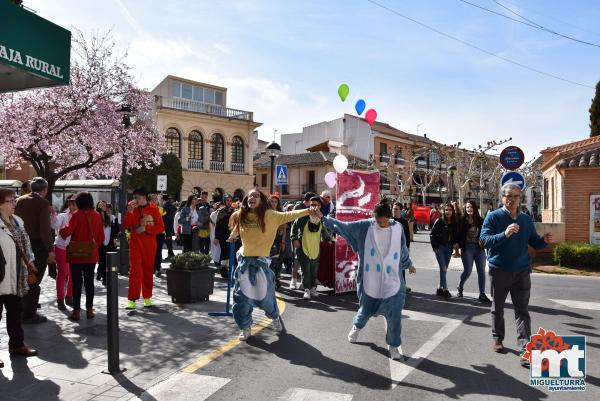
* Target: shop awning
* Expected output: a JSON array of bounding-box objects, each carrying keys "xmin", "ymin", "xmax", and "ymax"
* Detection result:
[{"xmin": 0, "ymin": 1, "xmax": 71, "ymax": 92}]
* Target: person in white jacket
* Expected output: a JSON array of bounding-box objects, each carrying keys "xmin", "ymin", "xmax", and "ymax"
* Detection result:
[{"xmin": 51, "ymin": 195, "xmax": 77, "ymax": 310}]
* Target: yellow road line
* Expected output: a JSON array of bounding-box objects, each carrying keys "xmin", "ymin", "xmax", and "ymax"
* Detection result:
[{"xmin": 181, "ymin": 297, "xmax": 286, "ymax": 373}]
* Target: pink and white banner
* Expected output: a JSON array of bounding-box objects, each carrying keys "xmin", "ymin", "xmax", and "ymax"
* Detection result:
[{"xmin": 334, "ymin": 169, "xmax": 380, "ymax": 294}]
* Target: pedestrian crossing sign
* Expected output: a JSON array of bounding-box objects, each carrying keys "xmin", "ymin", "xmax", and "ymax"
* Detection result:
[{"xmin": 275, "ymin": 165, "xmax": 288, "ymax": 185}]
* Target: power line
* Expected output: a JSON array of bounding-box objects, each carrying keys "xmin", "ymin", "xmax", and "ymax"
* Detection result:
[
  {"xmin": 366, "ymin": 0, "xmax": 594, "ymax": 89},
  {"xmin": 456, "ymin": 0, "xmax": 600, "ymax": 48},
  {"xmin": 496, "ymin": 0, "xmax": 600, "ymax": 38},
  {"xmin": 492, "ymin": 0, "xmax": 600, "ymax": 48}
]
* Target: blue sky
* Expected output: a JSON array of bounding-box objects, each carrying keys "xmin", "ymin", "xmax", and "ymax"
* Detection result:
[{"xmin": 27, "ymin": 0, "xmax": 600, "ymax": 159}]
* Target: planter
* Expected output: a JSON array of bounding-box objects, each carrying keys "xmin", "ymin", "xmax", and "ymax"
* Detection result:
[{"xmin": 166, "ymin": 268, "xmax": 216, "ymax": 303}]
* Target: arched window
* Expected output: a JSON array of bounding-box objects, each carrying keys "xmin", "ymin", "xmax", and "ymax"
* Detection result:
[
  {"xmin": 211, "ymin": 133, "xmax": 224, "ymax": 162},
  {"xmin": 166, "ymin": 127, "xmax": 181, "ymax": 158},
  {"xmin": 231, "ymin": 136, "xmax": 244, "ymax": 164},
  {"xmin": 188, "ymin": 131, "xmax": 203, "ymax": 160}
]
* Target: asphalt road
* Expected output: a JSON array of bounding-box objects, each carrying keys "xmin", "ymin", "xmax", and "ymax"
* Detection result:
[{"xmin": 150, "ymin": 231, "xmax": 600, "ymax": 401}]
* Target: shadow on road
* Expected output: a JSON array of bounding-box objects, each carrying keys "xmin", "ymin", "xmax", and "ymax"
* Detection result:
[
  {"xmin": 398, "ymin": 359, "xmax": 548, "ymax": 400},
  {"xmin": 248, "ymin": 332, "xmax": 390, "ymax": 390}
]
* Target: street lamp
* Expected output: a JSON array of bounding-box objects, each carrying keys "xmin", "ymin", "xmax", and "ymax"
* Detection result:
[
  {"xmin": 116, "ymin": 104, "xmax": 136, "ymax": 273},
  {"xmin": 447, "ymin": 165, "xmax": 457, "ymax": 202},
  {"xmin": 265, "ymin": 141, "xmax": 281, "ymax": 195}
]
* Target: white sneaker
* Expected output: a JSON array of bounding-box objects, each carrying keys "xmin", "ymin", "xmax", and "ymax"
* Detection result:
[
  {"xmin": 238, "ymin": 327, "xmax": 251, "ymax": 341},
  {"xmin": 348, "ymin": 325, "xmax": 360, "ymax": 343},
  {"xmin": 303, "ymin": 289, "xmax": 311, "ymax": 300},
  {"xmin": 272, "ymin": 317, "xmax": 283, "ymax": 333},
  {"xmin": 310, "ymin": 287, "xmax": 317, "ymax": 297},
  {"xmin": 289, "ymin": 279, "xmax": 297, "ymax": 289},
  {"xmin": 388, "ymin": 345, "xmax": 403, "ymax": 361}
]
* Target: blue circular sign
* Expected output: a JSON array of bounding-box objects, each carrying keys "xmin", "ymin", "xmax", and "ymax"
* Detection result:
[
  {"xmin": 501, "ymin": 171, "xmax": 526, "ymax": 191},
  {"xmin": 500, "ymin": 146, "xmax": 525, "ymax": 170}
]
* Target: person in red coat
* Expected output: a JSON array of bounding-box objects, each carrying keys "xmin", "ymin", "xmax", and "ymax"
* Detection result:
[
  {"xmin": 59, "ymin": 192, "xmax": 105, "ymax": 321},
  {"xmin": 124, "ymin": 188, "xmax": 165, "ymax": 309}
]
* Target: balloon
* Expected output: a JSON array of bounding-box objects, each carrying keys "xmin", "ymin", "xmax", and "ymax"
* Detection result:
[
  {"xmin": 365, "ymin": 108, "xmax": 377, "ymax": 126},
  {"xmin": 355, "ymin": 99, "xmax": 366, "ymax": 116},
  {"xmin": 324, "ymin": 172, "xmax": 337, "ymax": 188},
  {"xmin": 338, "ymin": 84, "xmax": 349, "ymax": 102},
  {"xmin": 333, "ymin": 154, "xmax": 349, "ymax": 174}
]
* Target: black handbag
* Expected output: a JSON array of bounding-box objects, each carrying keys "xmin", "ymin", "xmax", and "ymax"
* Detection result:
[{"xmin": 0, "ymin": 244, "xmax": 6, "ymax": 283}]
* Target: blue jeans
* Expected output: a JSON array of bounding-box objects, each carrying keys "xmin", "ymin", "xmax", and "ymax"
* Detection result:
[
  {"xmin": 434, "ymin": 244, "xmax": 453, "ymax": 289},
  {"xmin": 459, "ymin": 243, "xmax": 487, "ymax": 294},
  {"xmin": 232, "ymin": 255, "xmax": 279, "ymax": 330}
]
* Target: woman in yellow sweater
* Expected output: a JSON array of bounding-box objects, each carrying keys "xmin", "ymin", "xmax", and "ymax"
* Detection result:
[{"xmin": 229, "ymin": 189, "xmax": 317, "ymax": 340}]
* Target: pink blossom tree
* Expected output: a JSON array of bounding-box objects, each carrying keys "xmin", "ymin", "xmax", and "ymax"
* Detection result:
[{"xmin": 0, "ymin": 30, "xmax": 165, "ymax": 195}]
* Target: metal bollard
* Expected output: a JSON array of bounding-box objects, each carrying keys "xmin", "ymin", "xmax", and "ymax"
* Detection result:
[
  {"xmin": 104, "ymin": 251, "xmax": 126, "ymax": 374},
  {"xmin": 208, "ymin": 242, "xmax": 235, "ymax": 317}
]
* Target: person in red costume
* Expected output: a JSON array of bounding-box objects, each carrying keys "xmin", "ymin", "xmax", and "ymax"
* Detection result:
[{"xmin": 124, "ymin": 188, "xmax": 165, "ymax": 309}]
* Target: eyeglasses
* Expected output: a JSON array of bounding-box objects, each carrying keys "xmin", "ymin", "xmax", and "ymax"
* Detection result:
[
  {"xmin": 503, "ymin": 194, "xmax": 521, "ymax": 199},
  {"xmin": 324, "ymin": 196, "xmax": 331, "ymax": 199}
]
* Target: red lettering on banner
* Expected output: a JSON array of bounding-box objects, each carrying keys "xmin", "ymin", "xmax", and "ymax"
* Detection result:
[{"xmin": 334, "ymin": 170, "xmax": 380, "ymax": 294}]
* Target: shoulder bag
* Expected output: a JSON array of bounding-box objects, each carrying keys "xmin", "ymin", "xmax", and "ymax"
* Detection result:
[{"xmin": 67, "ymin": 211, "xmax": 96, "ymax": 261}]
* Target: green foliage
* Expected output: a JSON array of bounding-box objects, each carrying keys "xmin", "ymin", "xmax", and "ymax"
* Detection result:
[
  {"xmin": 128, "ymin": 153, "xmax": 183, "ymax": 196},
  {"xmin": 590, "ymin": 80, "xmax": 600, "ymax": 137},
  {"xmin": 553, "ymin": 242, "xmax": 600, "ymax": 270},
  {"xmin": 170, "ymin": 252, "xmax": 212, "ymax": 271}
]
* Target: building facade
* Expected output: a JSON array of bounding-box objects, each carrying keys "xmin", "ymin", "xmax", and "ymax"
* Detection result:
[
  {"xmin": 253, "ymin": 152, "xmax": 340, "ymax": 201},
  {"xmin": 152, "ymin": 76, "xmax": 261, "ymax": 199},
  {"xmin": 541, "ymin": 136, "xmax": 600, "ymax": 243},
  {"xmin": 280, "ymin": 114, "xmax": 499, "ymax": 205}
]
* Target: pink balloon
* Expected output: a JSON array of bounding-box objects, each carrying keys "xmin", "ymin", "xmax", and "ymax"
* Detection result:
[
  {"xmin": 365, "ymin": 109, "xmax": 377, "ymax": 126},
  {"xmin": 324, "ymin": 171, "xmax": 337, "ymax": 188}
]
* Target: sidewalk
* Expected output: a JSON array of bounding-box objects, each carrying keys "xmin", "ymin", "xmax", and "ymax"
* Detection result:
[{"xmin": 0, "ymin": 256, "xmax": 262, "ymax": 401}]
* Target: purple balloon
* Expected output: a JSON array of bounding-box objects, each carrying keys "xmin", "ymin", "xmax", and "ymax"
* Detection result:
[{"xmin": 324, "ymin": 172, "xmax": 337, "ymax": 188}]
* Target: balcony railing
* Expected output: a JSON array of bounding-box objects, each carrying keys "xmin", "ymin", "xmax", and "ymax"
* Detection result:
[
  {"xmin": 231, "ymin": 162, "xmax": 245, "ymax": 174},
  {"xmin": 210, "ymin": 161, "xmax": 225, "ymax": 172},
  {"xmin": 188, "ymin": 159, "xmax": 203, "ymax": 171},
  {"xmin": 156, "ymin": 96, "xmax": 253, "ymax": 121}
]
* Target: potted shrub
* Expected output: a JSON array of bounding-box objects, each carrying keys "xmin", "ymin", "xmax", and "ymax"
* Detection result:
[{"xmin": 167, "ymin": 252, "xmax": 216, "ymax": 303}]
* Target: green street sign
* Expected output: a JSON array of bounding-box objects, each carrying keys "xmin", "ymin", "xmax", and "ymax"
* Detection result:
[{"xmin": 0, "ymin": 0, "xmax": 71, "ymax": 92}]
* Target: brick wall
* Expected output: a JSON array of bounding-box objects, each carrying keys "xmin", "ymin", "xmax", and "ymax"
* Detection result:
[{"xmin": 564, "ymin": 168, "xmax": 600, "ymax": 243}]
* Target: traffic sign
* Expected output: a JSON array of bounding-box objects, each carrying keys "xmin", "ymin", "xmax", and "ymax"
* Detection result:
[
  {"xmin": 275, "ymin": 165, "xmax": 288, "ymax": 185},
  {"xmin": 157, "ymin": 175, "xmax": 167, "ymax": 191},
  {"xmin": 501, "ymin": 171, "xmax": 526, "ymax": 191},
  {"xmin": 500, "ymin": 146, "xmax": 525, "ymax": 170}
]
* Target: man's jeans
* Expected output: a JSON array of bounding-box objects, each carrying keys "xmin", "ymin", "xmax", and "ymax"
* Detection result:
[{"xmin": 489, "ymin": 268, "xmax": 531, "ymax": 351}]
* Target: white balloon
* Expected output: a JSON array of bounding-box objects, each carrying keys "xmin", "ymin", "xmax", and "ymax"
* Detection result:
[{"xmin": 333, "ymin": 154, "xmax": 349, "ymax": 174}]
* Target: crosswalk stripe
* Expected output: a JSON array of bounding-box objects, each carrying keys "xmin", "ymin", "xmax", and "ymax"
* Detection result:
[
  {"xmin": 390, "ymin": 312, "xmax": 463, "ymax": 388},
  {"xmin": 128, "ymin": 373, "xmax": 230, "ymax": 401},
  {"xmin": 276, "ymin": 388, "xmax": 353, "ymax": 401},
  {"xmin": 550, "ymin": 299, "xmax": 600, "ymax": 310}
]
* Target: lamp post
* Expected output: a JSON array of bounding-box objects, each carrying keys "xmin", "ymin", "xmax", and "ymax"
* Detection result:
[
  {"xmin": 447, "ymin": 165, "xmax": 457, "ymax": 202},
  {"xmin": 116, "ymin": 105, "xmax": 136, "ymax": 272},
  {"xmin": 265, "ymin": 141, "xmax": 281, "ymax": 195}
]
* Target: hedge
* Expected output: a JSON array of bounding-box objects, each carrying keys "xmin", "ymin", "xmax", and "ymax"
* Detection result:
[{"xmin": 553, "ymin": 243, "xmax": 600, "ymax": 270}]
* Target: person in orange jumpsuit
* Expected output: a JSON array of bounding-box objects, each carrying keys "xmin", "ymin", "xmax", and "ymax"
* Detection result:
[{"xmin": 124, "ymin": 188, "xmax": 165, "ymax": 309}]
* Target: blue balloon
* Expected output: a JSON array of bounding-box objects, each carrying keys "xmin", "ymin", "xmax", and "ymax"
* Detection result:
[{"xmin": 355, "ymin": 99, "xmax": 366, "ymax": 116}]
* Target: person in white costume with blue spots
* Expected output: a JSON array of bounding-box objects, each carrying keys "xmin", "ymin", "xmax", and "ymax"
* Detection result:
[{"xmin": 321, "ymin": 201, "xmax": 416, "ymax": 360}]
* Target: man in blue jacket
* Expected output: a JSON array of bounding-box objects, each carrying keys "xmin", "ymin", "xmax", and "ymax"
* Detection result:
[{"xmin": 480, "ymin": 183, "xmax": 553, "ymax": 367}]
